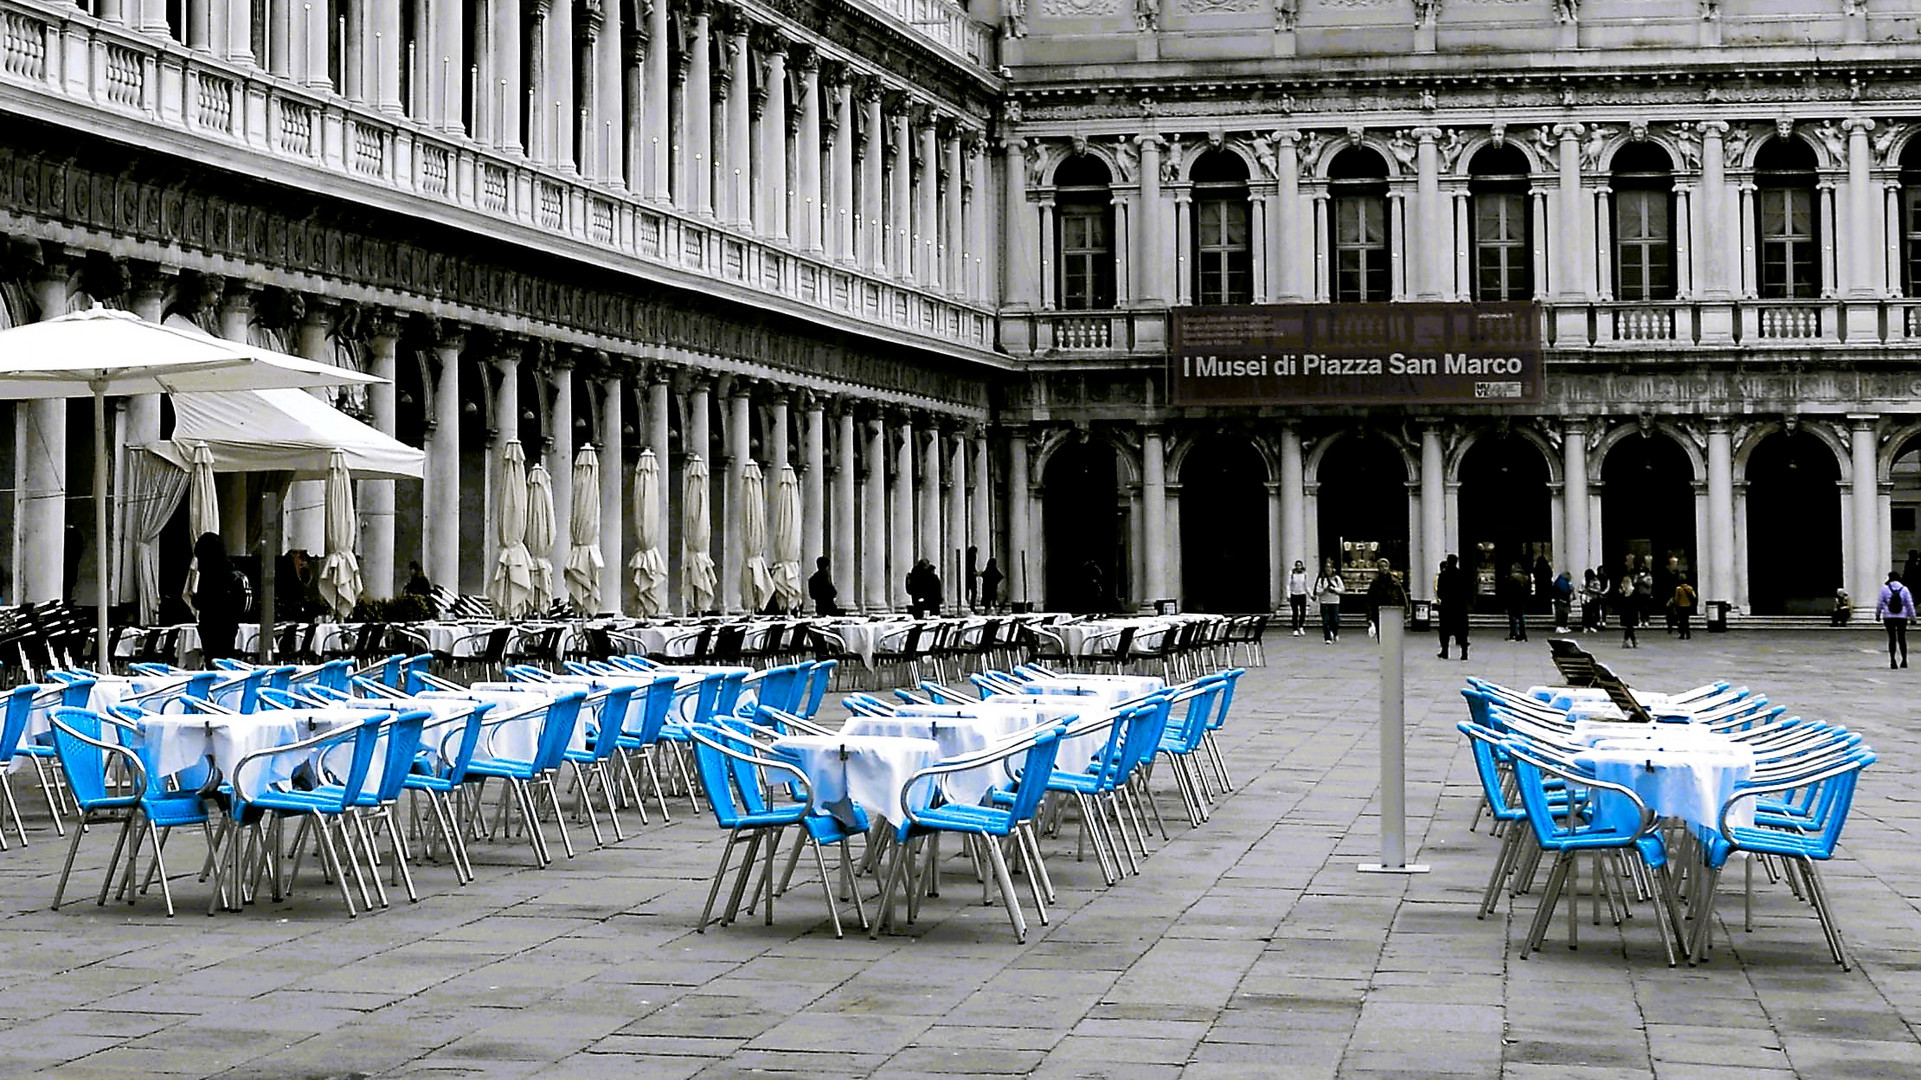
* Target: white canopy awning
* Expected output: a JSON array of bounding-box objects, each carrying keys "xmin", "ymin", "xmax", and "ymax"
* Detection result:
[{"xmin": 150, "ymin": 388, "xmax": 424, "ymax": 480}]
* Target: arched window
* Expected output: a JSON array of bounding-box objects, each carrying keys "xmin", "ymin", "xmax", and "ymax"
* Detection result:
[
  {"xmin": 1329, "ymin": 148, "xmax": 1390, "ymax": 302},
  {"xmin": 1191, "ymin": 150, "xmax": 1252, "ymax": 306},
  {"xmin": 1054, "ymin": 155, "xmax": 1115, "ymax": 310},
  {"xmin": 1754, "ymin": 137, "xmax": 1820, "ymax": 299},
  {"xmin": 1900, "ymin": 138, "xmax": 1921, "ymax": 296},
  {"xmin": 1468, "ymin": 144, "xmax": 1533, "ymax": 301},
  {"xmin": 1612, "ymin": 142, "xmax": 1676, "ymax": 301}
]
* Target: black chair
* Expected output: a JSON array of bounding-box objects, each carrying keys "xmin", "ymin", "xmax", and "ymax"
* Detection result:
[{"xmin": 710, "ymin": 625, "xmax": 748, "ymax": 666}]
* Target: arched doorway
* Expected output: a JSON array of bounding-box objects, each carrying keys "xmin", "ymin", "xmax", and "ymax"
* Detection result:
[
  {"xmin": 1180, "ymin": 436, "xmax": 1269, "ymax": 613},
  {"xmin": 1043, "ymin": 438, "xmax": 1122, "ymax": 613},
  {"xmin": 1746, "ymin": 430, "xmax": 1841, "ymax": 615},
  {"xmin": 1315, "ymin": 432, "xmax": 1409, "ymax": 605},
  {"xmin": 1890, "ymin": 434, "xmax": 1921, "ymax": 581},
  {"xmin": 1457, "ymin": 433, "xmax": 1553, "ymax": 612},
  {"xmin": 1600, "ymin": 431, "xmax": 1696, "ymax": 592}
]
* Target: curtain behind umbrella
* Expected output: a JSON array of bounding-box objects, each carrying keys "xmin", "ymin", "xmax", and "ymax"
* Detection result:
[
  {"xmin": 631, "ymin": 449, "xmax": 667, "ymax": 616},
  {"xmin": 526, "ymin": 463, "xmax": 558, "ymax": 613},
  {"xmin": 565, "ymin": 445, "xmax": 603, "ymax": 612},
  {"xmin": 126, "ymin": 448, "xmax": 189, "ymax": 624}
]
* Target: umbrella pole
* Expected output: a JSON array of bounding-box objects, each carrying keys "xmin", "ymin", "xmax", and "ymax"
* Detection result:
[
  {"xmin": 93, "ymin": 389, "xmax": 111, "ymax": 673},
  {"xmin": 259, "ymin": 485, "xmax": 280, "ymax": 664}
]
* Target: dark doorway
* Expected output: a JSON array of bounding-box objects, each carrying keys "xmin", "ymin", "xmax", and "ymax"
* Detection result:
[
  {"xmin": 1458, "ymin": 433, "xmax": 1553, "ymax": 612},
  {"xmin": 1600, "ymin": 432, "xmax": 1696, "ymax": 593},
  {"xmin": 1043, "ymin": 438, "xmax": 1122, "ymax": 613},
  {"xmin": 1180, "ymin": 436, "xmax": 1269, "ymax": 613},
  {"xmin": 1315, "ymin": 432, "xmax": 1409, "ymax": 606},
  {"xmin": 1746, "ymin": 431, "xmax": 1841, "ymax": 615}
]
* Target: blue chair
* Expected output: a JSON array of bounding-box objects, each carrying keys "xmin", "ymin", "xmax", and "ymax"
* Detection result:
[
  {"xmin": 1692, "ymin": 749, "xmax": 1876, "ymax": 968},
  {"xmin": 401, "ymin": 701, "xmax": 495, "ymax": 884},
  {"xmin": 878, "ymin": 726, "xmax": 1064, "ymax": 943},
  {"xmin": 47, "ymin": 707, "xmax": 213, "ymax": 918},
  {"xmin": 613, "ymin": 674, "xmax": 686, "ymax": 824},
  {"xmin": 562, "ymin": 686, "xmax": 637, "ymax": 846},
  {"xmin": 1156, "ymin": 677, "xmax": 1227, "ymax": 827},
  {"xmin": 324, "ymin": 709, "xmax": 431, "ymax": 906},
  {"xmin": 686, "ymin": 723, "xmax": 867, "ymax": 938},
  {"xmin": 461, "ymin": 690, "xmax": 587, "ymax": 866}
]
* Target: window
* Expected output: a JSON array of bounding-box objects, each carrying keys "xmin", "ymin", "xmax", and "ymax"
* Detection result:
[
  {"xmin": 1754, "ymin": 137, "xmax": 1820, "ymax": 299},
  {"xmin": 1054, "ymin": 155, "xmax": 1115, "ymax": 310},
  {"xmin": 1612, "ymin": 142, "xmax": 1675, "ymax": 301},
  {"xmin": 1329, "ymin": 148, "xmax": 1390, "ymax": 302},
  {"xmin": 1468, "ymin": 144, "xmax": 1533, "ymax": 301},
  {"xmin": 1899, "ymin": 138, "xmax": 1921, "ymax": 296},
  {"xmin": 1191, "ymin": 150, "xmax": 1251, "ymax": 305}
]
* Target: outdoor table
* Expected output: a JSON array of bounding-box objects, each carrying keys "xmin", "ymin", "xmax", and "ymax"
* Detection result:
[
  {"xmin": 417, "ymin": 689, "xmax": 585, "ymax": 763},
  {"xmin": 975, "ymin": 693, "xmax": 1116, "ymax": 772},
  {"xmin": 1574, "ymin": 734, "xmax": 1757, "ymax": 837},
  {"xmin": 841, "ymin": 713, "xmax": 1011, "ymax": 806},
  {"xmin": 1023, "ymin": 674, "xmax": 1163, "ymax": 703},
  {"xmin": 770, "ymin": 733, "xmax": 940, "ymax": 829},
  {"xmin": 132, "ymin": 708, "xmax": 368, "ymax": 799}
]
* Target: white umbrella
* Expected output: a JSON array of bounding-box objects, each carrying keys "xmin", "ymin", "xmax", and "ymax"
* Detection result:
[
  {"xmin": 526, "ymin": 463, "xmax": 558, "ymax": 614},
  {"xmin": 0, "ymin": 305, "xmax": 381, "ymax": 670},
  {"xmin": 181, "ymin": 441, "xmax": 220, "ymax": 614},
  {"xmin": 741, "ymin": 460, "xmax": 774, "ymax": 613},
  {"xmin": 566, "ymin": 444, "xmax": 603, "ymax": 612},
  {"xmin": 316, "ymin": 449, "xmax": 361, "ymax": 617},
  {"xmin": 771, "ymin": 464, "xmax": 803, "ymax": 612},
  {"xmin": 489, "ymin": 441, "xmax": 534, "ymax": 619},
  {"xmin": 681, "ymin": 455, "xmax": 715, "ymax": 614},
  {"xmin": 630, "ymin": 449, "xmax": 667, "ymax": 617}
]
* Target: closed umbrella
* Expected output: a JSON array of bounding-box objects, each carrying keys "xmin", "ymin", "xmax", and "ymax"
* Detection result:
[
  {"xmin": 630, "ymin": 449, "xmax": 667, "ymax": 616},
  {"xmin": 771, "ymin": 463, "xmax": 803, "ymax": 613},
  {"xmin": 566, "ymin": 445, "xmax": 603, "ymax": 612},
  {"xmin": 526, "ymin": 463, "xmax": 558, "ymax": 615},
  {"xmin": 316, "ymin": 449, "xmax": 361, "ymax": 618},
  {"xmin": 741, "ymin": 460, "xmax": 774, "ymax": 613},
  {"xmin": 489, "ymin": 441, "xmax": 534, "ymax": 618},
  {"xmin": 182, "ymin": 440, "xmax": 220, "ymax": 614},
  {"xmin": 681, "ymin": 455, "xmax": 715, "ymax": 614}
]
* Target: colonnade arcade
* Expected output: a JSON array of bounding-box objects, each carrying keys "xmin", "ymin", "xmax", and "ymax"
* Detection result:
[
  {"xmin": 1025, "ymin": 413, "xmax": 1919, "ymax": 619},
  {"xmin": 0, "ymin": 239, "xmax": 999, "ymax": 620}
]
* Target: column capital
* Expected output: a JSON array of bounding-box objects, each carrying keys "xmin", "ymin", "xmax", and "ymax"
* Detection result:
[
  {"xmin": 366, "ymin": 307, "xmax": 403, "ymax": 342},
  {"xmin": 1412, "ymin": 126, "xmax": 1443, "ymax": 143},
  {"xmin": 1844, "ymin": 116, "xmax": 1875, "ymax": 135},
  {"xmin": 1698, "ymin": 120, "xmax": 1729, "ymax": 138},
  {"xmin": 1553, "ymin": 122, "xmax": 1586, "ymax": 142},
  {"xmin": 427, "ymin": 317, "xmax": 467, "ymax": 352}
]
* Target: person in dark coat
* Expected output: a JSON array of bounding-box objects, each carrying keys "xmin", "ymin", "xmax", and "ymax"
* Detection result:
[
  {"xmin": 193, "ymin": 532, "xmax": 241, "ymax": 662},
  {"xmin": 980, "ymin": 557, "xmax": 1004, "ymax": 610},
  {"xmin": 1504, "ymin": 563, "xmax": 1531, "ymax": 642},
  {"xmin": 808, "ymin": 556, "xmax": 841, "ymax": 616},
  {"xmin": 906, "ymin": 559, "xmax": 942, "ymax": 618},
  {"xmin": 1436, "ymin": 553, "xmax": 1471, "ymax": 660}
]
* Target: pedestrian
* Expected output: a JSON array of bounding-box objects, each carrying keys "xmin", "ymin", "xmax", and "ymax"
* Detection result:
[
  {"xmin": 1436, "ymin": 554, "xmax": 1471, "ymax": 661},
  {"xmin": 1661, "ymin": 556, "xmax": 1683, "ymax": 635},
  {"xmin": 1618, "ymin": 570, "xmax": 1640, "ymax": 648},
  {"xmin": 1314, "ymin": 559, "xmax": 1345, "ymax": 643},
  {"xmin": 1634, "ymin": 559, "xmax": 1656, "ymax": 632},
  {"xmin": 980, "ymin": 557, "xmax": 1004, "ymax": 611},
  {"xmin": 1579, "ymin": 569, "xmax": 1601, "ymax": 633},
  {"xmin": 1592, "ymin": 566, "xmax": 1612, "ymax": 629},
  {"xmin": 1365, "ymin": 559, "xmax": 1400, "ymax": 640},
  {"xmin": 1287, "ymin": 559, "xmax": 1309, "ymax": 636},
  {"xmin": 905, "ymin": 558, "xmax": 943, "ymax": 618},
  {"xmin": 808, "ymin": 556, "xmax": 841, "ymax": 616},
  {"xmin": 193, "ymin": 532, "xmax": 241, "ymax": 662},
  {"xmin": 1877, "ymin": 570, "xmax": 1914, "ymax": 669},
  {"xmin": 1551, "ymin": 570, "xmax": 1573, "ymax": 633},
  {"xmin": 1532, "ymin": 555, "xmax": 1553, "ymax": 617},
  {"xmin": 1503, "ymin": 563, "xmax": 1530, "ymax": 642},
  {"xmin": 1672, "ymin": 574, "xmax": 1697, "ymax": 640}
]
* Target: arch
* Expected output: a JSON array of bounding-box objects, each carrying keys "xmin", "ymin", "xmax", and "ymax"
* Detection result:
[
  {"xmin": 1179, "ymin": 434, "xmax": 1271, "ymax": 613},
  {"xmin": 1445, "ymin": 133, "xmax": 1549, "ymax": 180},
  {"xmin": 1467, "ymin": 142, "xmax": 1531, "ymax": 180},
  {"xmin": 1588, "ymin": 421, "xmax": 1705, "ymax": 486},
  {"xmin": 1041, "ymin": 436, "xmax": 1124, "ymax": 613},
  {"xmin": 1732, "ymin": 419, "xmax": 1850, "ymax": 486},
  {"xmin": 1309, "ymin": 138, "xmax": 1405, "ymax": 180},
  {"xmin": 1169, "ymin": 139, "xmax": 1260, "ymax": 185},
  {"xmin": 1189, "ymin": 147, "xmax": 1250, "ymax": 184},
  {"xmin": 1609, "ymin": 140, "xmax": 1676, "ymax": 176},
  {"xmin": 1168, "ymin": 426, "xmax": 1277, "ymax": 485},
  {"xmin": 1590, "ymin": 132, "xmax": 1688, "ymax": 175},
  {"xmin": 1445, "ymin": 425, "xmax": 1562, "ymax": 487},
  {"xmin": 1303, "ymin": 427, "xmax": 1416, "ymax": 487},
  {"xmin": 1052, "ymin": 153, "xmax": 1113, "ymax": 189},
  {"xmin": 1745, "ymin": 428, "xmax": 1844, "ymax": 615},
  {"xmin": 1041, "ymin": 143, "xmax": 1126, "ymax": 189},
  {"xmin": 1880, "ymin": 420, "xmax": 1921, "ymax": 483},
  {"xmin": 1457, "ymin": 431, "xmax": 1555, "ymax": 613},
  {"xmin": 1032, "ymin": 426, "xmax": 1141, "ymax": 489},
  {"xmin": 1311, "ymin": 429, "xmax": 1413, "ymax": 589},
  {"xmin": 1737, "ymin": 130, "xmax": 1830, "ymax": 172},
  {"xmin": 1598, "ymin": 427, "xmax": 1698, "ymax": 595}
]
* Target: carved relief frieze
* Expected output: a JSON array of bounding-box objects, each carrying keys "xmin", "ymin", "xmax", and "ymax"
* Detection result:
[
  {"xmin": 1544, "ymin": 371, "xmax": 1921, "ymax": 412},
  {"xmin": 1181, "ymin": 0, "xmax": 1262, "ymax": 13},
  {"xmin": 1037, "ymin": 0, "xmax": 1122, "ymax": 16}
]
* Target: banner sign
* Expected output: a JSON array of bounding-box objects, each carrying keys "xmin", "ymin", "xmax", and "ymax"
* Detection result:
[{"xmin": 1169, "ymin": 302, "xmax": 1542, "ymax": 406}]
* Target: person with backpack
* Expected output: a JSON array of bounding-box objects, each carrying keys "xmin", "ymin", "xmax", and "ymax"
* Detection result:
[
  {"xmin": 1314, "ymin": 559, "xmax": 1345, "ymax": 644},
  {"xmin": 1672, "ymin": 574, "xmax": 1698, "ymax": 640},
  {"xmin": 1877, "ymin": 570, "xmax": 1915, "ymax": 669}
]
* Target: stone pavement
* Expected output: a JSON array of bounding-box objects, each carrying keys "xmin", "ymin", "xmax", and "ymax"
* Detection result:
[{"xmin": 3, "ymin": 629, "xmax": 1920, "ymax": 1079}]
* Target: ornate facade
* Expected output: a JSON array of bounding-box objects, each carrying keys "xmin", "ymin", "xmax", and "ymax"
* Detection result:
[{"xmin": 0, "ymin": 0, "xmax": 1917, "ymax": 618}]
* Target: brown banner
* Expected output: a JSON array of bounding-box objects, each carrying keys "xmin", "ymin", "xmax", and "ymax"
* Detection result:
[{"xmin": 1169, "ymin": 302, "xmax": 1543, "ymax": 406}]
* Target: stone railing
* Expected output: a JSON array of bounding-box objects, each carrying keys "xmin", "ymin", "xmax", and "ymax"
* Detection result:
[
  {"xmin": 999, "ymin": 308, "xmax": 1168, "ymax": 356},
  {"xmin": 850, "ymin": 0, "xmax": 996, "ymax": 66},
  {"xmin": 0, "ymin": 1, "xmax": 996, "ymax": 359}
]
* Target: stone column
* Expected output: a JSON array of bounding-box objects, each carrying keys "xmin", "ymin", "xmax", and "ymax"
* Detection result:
[
  {"xmin": 891, "ymin": 412, "xmax": 914, "ymax": 607},
  {"xmin": 832, "ymin": 405, "xmax": 857, "ymax": 611},
  {"xmin": 1846, "ymin": 118, "xmax": 1877, "ymax": 298},
  {"xmin": 1143, "ymin": 427, "xmax": 1167, "ymax": 605},
  {"xmin": 889, "ymin": 104, "xmax": 914, "ymax": 281},
  {"xmin": 548, "ymin": 0, "xmax": 576, "ymax": 168},
  {"xmin": 594, "ymin": 0, "xmax": 623, "ymax": 183},
  {"xmin": 20, "ymin": 261, "xmax": 69, "ymax": 603},
  {"xmin": 362, "ymin": 314, "xmax": 399, "ymax": 598},
  {"xmin": 301, "ymin": 0, "xmax": 329, "ymax": 89},
  {"xmin": 1562, "ymin": 419, "xmax": 1589, "ymax": 584},
  {"xmin": 862, "ymin": 414, "xmax": 887, "ymax": 612},
  {"xmin": 685, "ymin": 6, "xmax": 712, "ymax": 214},
  {"xmin": 916, "ymin": 112, "xmax": 941, "ymax": 286},
  {"xmin": 484, "ymin": 0, "xmax": 520, "ymax": 146},
  {"xmin": 1136, "ymin": 134, "xmax": 1164, "ymax": 304},
  {"xmin": 969, "ymin": 428, "xmax": 991, "ymax": 581},
  {"xmin": 1275, "ymin": 130, "xmax": 1303, "ymax": 299},
  {"xmin": 1007, "ymin": 429, "xmax": 1032, "ymax": 606},
  {"xmin": 1551, "ymin": 123, "xmax": 1588, "ymax": 341},
  {"xmin": 1851, "ymin": 416, "xmax": 1882, "ymax": 617},
  {"xmin": 427, "ymin": 327, "xmax": 464, "ymax": 594},
  {"xmin": 723, "ymin": 384, "xmax": 751, "ymax": 612},
  {"xmin": 1419, "ymin": 421, "xmax": 1445, "ymax": 600},
  {"xmin": 794, "ymin": 48, "xmax": 822, "ymax": 252},
  {"xmin": 942, "ymin": 122, "xmax": 964, "ymax": 295},
  {"xmin": 430, "ymin": 0, "xmax": 464, "ymax": 127},
  {"xmin": 1415, "ymin": 127, "xmax": 1445, "ymax": 299},
  {"xmin": 369, "ymin": 0, "xmax": 403, "ymax": 115},
  {"xmin": 1706, "ymin": 418, "xmax": 1735, "ymax": 608},
  {"xmin": 547, "ymin": 359, "xmax": 574, "ymax": 588},
  {"xmin": 643, "ymin": 0, "xmax": 668, "ymax": 196},
  {"xmin": 1278, "ymin": 425, "xmax": 1306, "ymax": 578},
  {"xmin": 967, "ymin": 137, "xmax": 990, "ymax": 300},
  {"xmin": 756, "ymin": 30, "xmax": 789, "ymax": 239},
  {"xmin": 525, "ymin": 0, "xmax": 553, "ymax": 163},
  {"xmin": 801, "ymin": 393, "xmax": 825, "ymax": 581},
  {"xmin": 288, "ymin": 298, "xmax": 334, "ymax": 555},
  {"xmin": 860, "ymin": 81, "xmax": 885, "ymax": 271},
  {"xmin": 1003, "ymin": 137, "xmax": 1036, "ymax": 309},
  {"xmin": 723, "ymin": 23, "xmax": 750, "ymax": 228},
  {"xmin": 918, "ymin": 421, "xmax": 941, "ymax": 569},
  {"xmin": 223, "ymin": 0, "xmax": 253, "ymax": 65},
  {"xmin": 599, "ymin": 375, "xmax": 624, "ymax": 614},
  {"xmin": 829, "ymin": 71, "xmax": 855, "ymax": 261},
  {"xmin": 124, "ymin": 266, "xmax": 171, "ymax": 448}
]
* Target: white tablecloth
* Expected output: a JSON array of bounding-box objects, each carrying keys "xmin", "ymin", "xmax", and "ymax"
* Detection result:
[
  {"xmin": 418, "ymin": 689, "xmax": 585, "ymax": 763},
  {"xmin": 974, "ymin": 694, "xmax": 1116, "ymax": 772},
  {"xmin": 1575, "ymin": 738, "xmax": 1756, "ymax": 836},
  {"xmin": 1022, "ymin": 674, "xmax": 1163, "ymax": 704},
  {"xmin": 771, "ymin": 734, "xmax": 940, "ymax": 827},
  {"xmin": 134, "ymin": 708, "xmax": 367, "ymax": 800},
  {"xmin": 841, "ymin": 714, "xmax": 1010, "ymax": 806}
]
